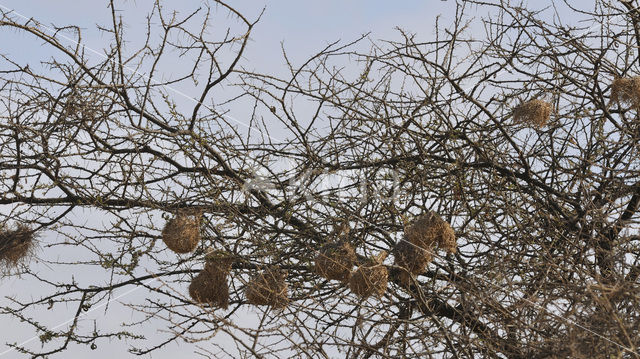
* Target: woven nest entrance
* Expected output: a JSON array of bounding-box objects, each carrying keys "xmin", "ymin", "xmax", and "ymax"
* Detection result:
[
  {"xmin": 404, "ymin": 211, "xmax": 456, "ymax": 254},
  {"xmin": 513, "ymin": 99, "xmax": 552, "ymax": 128},
  {"xmin": 162, "ymin": 212, "xmax": 202, "ymax": 254},
  {"xmin": 349, "ymin": 251, "xmax": 388, "ymax": 299},
  {"xmin": 314, "ymin": 241, "xmax": 356, "ymax": 282},
  {"xmin": 0, "ymin": 224, "xmax": 36, "ymax": 272},
  {"xmin": 393, "ymin": 239, "xmax": 432, "ymax": 286},
  {"xmin": 245, "ymin": 268, "xmax": 289, "ymax": 308},
  {"xmin": 611, "ymin": 76, "xmax": 640, "ymax": 109},
  {"xmin": 188, "ymin": 251, "xmax": 234, "ymax": 308}
]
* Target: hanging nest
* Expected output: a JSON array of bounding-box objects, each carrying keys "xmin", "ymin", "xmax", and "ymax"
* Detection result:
[
  {"xmin": 438, "ymin": 221, "xmax": 457, "ymax": 254},
  {"xmin": 349, "ymin": 251, "xmax": 388, "ymax": 299},
  {"xmin": 611, "ymin": 76, "xmax": 640, "ymax": 108},
  {"xmin": 161, "ymin": 212, "xmax": 201, "ymax": 254},
  {"xmin": 512, "ymin": 99, "xmax": 552, "ymax": 128},
  {"xmin": 404, "ymin": 211, "xmax": 457, "ymax": 254},
  {"xmin": 315, "ymin": 241, "xmax": 357, "ymax": 282},
  {"xmin": 189, "ymin": 251, "xmax": 235, "ymax": 308},
  {"xmin": 245, "ymin": 268, "xmax": 289, "ymax": 308},
  {"xmin": 404, "ymin": 212, "xmax": 439, "ymax": 249},
  {"xmin": 393, "ymin": 239, "xmax": 433, "ymax": 286},
  {"xmin": 189, "ymin": 269, "xmax": 230, "ymax": 308},
  {"xmin": 0, "ymin": 224, "xmax": 36, "ymax": 272},
  {"xmin": 393, "ymin": 239, "xmax": 432, "ymax": 286},
  {"xmin": 204, "ymin": 250, "xmax": 235, "ymax": 273}
]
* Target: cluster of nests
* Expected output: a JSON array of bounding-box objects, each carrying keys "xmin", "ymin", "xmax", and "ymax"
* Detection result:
[
  {"xmin": 315, "ymin": 211, "xmax": 457, "ymax": 295},
  {"xmin": 0, "ymin": 224, "xmax": 37, "ymax": 274},
  {"xmin": 162, "ymin": 212, "xmax": 289, "ymax": 309},
  {"xmin": 2, "ymin": 210, "xmax": 456, "ymax": 310},
  {"xmin": 188, "ymin": 250, "xmax": 291, "ymax": 309},
  {"xmin": 161, "ymin": 211, "xmax": 457, "ymax": 308},
  {"xmin": 512, "ymin": 76, "xmax": 640, "ymax": 129}
]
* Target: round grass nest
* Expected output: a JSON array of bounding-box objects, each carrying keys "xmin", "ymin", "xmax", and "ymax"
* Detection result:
[
  {"xmin": 204, "ymin": 250, "xmax": 235, "ymax": 272},
  {"xmin": 611, "ymin": 76, "xmax": 640, "ymax": 108},
  {"xmin": 404, "ymin": 211, "xmax": 457, "ymax": 254},
  {"xmin": 189, "ymin": 252, "xmax": 234, "ymax": 308},
  {"xmin": 512, "ymin": 99, "xmax": 552, "ymax": 128},
  {"xmin": 161, "ymin": 213, "xmax": 201, "ymax": 254},
  {"xmin": 245, "ymin": 268, "xmax": 289, "ymax": 308},
  {"xmin": 349, "ymin": 251, "xmax": 388, "ymax": 299},
  {"xmin": 189, "ymin": 269, "xmax": 230, "ymax": 308},
  {"xmin": 438, "ymin": 221, "xmax": 457, "ymax": 254},
  {"xmin": 393, "ymin": 239, "xmax": 432, "ymax": 286},
  {"xmin": 314, "ymin": 241, "xmax": 356, "ymax": 282},
  {"xmin": 0, "ymin": 224, "xmax": 36, "ymax": 272}
]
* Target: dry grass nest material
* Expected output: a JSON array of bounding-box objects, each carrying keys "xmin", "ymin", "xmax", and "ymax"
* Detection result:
[
  {"xmin": 315, "ymin": 241, "xmax": 356, "ymax": 282},
  {"xmin": 0, "ymin": 224, "xmax": 36, "ymax": 272},
  {"xmin": 204, "ymin": 250, "xmax": 235, "ymax": 272},
  {"xmin": 513, "ymin": 99, "xmax": 552, "ymax": 128},
  {"xmin": 404, "ymin": 211, "xmax": 456, "ymax": 254},
  {"xmin": 611, "ymin": 76, "xmax": 640, "ymax": 108},
  {"xmin": 245, "ymin": 268, "xmax": 289, "ymax": 308},
  {"xmin": 332, "ymin": 222, "xmax": 351, "ymax": 238},
  {"xmin": 349, "ymin": 251, "xmax": 388, "ymax": 299},
  {"xmin": 162, "ymin": 213, "xmax": 202, "ymax": 254},
  {"xmin": 189, "ymin": 251, "xmax": 235, "ymax": 308},
  {"xmin": 393, "ymin": 239, "xmax": 432, "ymax": 286}
]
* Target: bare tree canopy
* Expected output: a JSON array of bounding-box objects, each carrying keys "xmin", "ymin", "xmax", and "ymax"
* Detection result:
[{"xmin": 1, "ymin": 0, "xmax": 640, "ymax": 357}]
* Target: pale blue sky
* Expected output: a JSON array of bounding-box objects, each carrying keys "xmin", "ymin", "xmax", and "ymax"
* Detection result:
[
  {"xmin": 0, "ymin": 2, "xmax": 450, "ymax": 358},
  {"xmin": 0, "ymin": 1, "xmax": 581, "ymax": 358}
]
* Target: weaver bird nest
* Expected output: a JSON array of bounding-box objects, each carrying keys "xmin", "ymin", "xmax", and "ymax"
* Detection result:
[
  {"xmin": 162, "ymin": 212, "xmax": 202, "ymax": 254},
  {"xmin": 331, "ymin": 222, "xmax": 351, "ymax": 238},
  {"xmin": 611, "ymin": 76, "xmax": 640, "ymax": 109},
  {"xmin": 315, "ymin": 241, "xmax": 357, "ymax": 282},
  {"xmin": 393, "ymin": 239, "xmax": 433, "ymax": 286},
  {"xmin": 349, "ymin": 251, "xmax": 388, "ymax": 299},
  {"xmin": 245, "ymin": 268, "xmax": 289, "ymax": 308},
  {"xmin": 0, "ymin": 224, "xmax": 36, "ymax": 273},
  {"xmin": 513, "ymin": 99, "xmax": 552, "ymax": 128},
  {"xmin": 404, "ymin": 211, "xmax": 456, "ymax": 254},
  {"xmin": 189, "ymin": 251, "xmax": 234, "ymax": 308}
]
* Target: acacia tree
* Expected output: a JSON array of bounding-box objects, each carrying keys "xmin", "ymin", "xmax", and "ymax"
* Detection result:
[{"xmin": 1, "ymin": 0, "xmax": 640, "ymax": 358}]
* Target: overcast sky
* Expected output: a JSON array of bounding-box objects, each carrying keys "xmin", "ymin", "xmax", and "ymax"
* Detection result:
[{"xmin": 0, "ymin": 1, "xmax": 580, "ymax": 358}]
